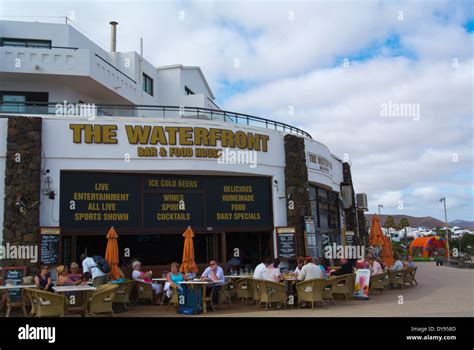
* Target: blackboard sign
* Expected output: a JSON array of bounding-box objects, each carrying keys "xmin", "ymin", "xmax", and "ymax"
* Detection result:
[
  {"xmin": 143, "ymin": 192, "xmax": 204, "ymax": 228},
  {"xmin": 40, "ymin": 227, "xmax": 60, "ymax": 265},
  {"xmin": 205, "ymin": 176, "xmax": 272, "ymax": 228},
  {"xmin": 60, "ymin": 172, "xmax": 141, "ymax": 228},
  {"xmin": 276, "ymin": 227, "xmax": 296, "ymax": 259},
  {"xmin": 60, "ymin": 172, "xmax": 273, "ymax": 231},
  {"xmin": 2, "ymin": 267, "xmax": 26, "ymax": 302}
]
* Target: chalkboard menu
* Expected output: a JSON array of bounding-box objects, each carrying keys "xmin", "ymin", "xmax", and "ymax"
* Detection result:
[
  {"xmin": 60, "ymin": 172, "xmax": 273, "ymax": 231},
  {"xmin": 2, "ymin": 267, "xmax": 26, "ymax": 302},
  {"xmin": 276, "ymin": 227, "xmax": 296, "ymax": 259},
  {"xmin": 40, "ymin": 227, "xmax": 60, "ymax": 265}
]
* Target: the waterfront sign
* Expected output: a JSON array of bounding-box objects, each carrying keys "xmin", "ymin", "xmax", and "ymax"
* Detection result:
[{"xmin": 68, "ymin": 124, "xmax": 270, "ymax": 159}]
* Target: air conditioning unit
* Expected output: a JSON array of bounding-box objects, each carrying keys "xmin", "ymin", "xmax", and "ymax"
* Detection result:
[{"xmin": 356, "ymin": 193, "xmax": 368, "ymax": 211}]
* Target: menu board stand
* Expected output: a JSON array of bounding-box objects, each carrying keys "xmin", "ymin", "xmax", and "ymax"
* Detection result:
[
  {"xmin": 276, "ymin": 227, "xmax": 296, "ymax": 259},
  {"xmin": 1, "ymin": 266, "xmax": 27, "ymax": 302},
  {"xmin": 39, "ymin": 227, "xmax": 61, "ymax": 265}
]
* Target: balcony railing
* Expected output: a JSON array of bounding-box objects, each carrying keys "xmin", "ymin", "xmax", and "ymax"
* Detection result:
[{"xmin": 0, "ymin": 101, "xmax": 312, "ymax": 139}]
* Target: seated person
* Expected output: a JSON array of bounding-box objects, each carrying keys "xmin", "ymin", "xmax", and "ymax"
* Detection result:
[
  {"xmin": 165, "ymin": 262, "xmax": 188, "ymax": 298},
  {"xmin": 405, "ymin": 256, "xmax": 415, "ymax": 268},
  {"xmin": 132, "ymin": 260, "xmax": 162, "ymax": 304},
  {"xmin": 200, "ymin": 260, "xmax": 225, "ymax": 306},
  {"xmin": 263, "ymin": 259, "xmax": 281, "ymax": 282},
  {"xmin": 67, "ymin": 262, "xmax": 83, "ymax": 283},
  {"xmin": 34, "ymin": 265, "xmax": 53, "ymax": 292},
  {"xmin": 390, "ymin": 254, "xmax": 404, "ymax": 271},
  {"xmin": 297, "ymin": 257, "xmax": 324, "ymax": 281},
  {"xmin": 368, "ymin": 256, "xmax": 383, "ymax": 275},
  {"xmin": 331, "ymin": 259, "xmax": 355, "ymax": 276},
  {"xmin": 293, "ymin": 257, "xmax": 305, "ymax": 278},
  {"xmin": 56, "ymin": 265, "xmax": 84, "ymax": 286}
]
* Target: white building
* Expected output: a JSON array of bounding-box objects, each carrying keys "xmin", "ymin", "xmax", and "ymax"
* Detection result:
[{"xmin": 0, "ymin": 20, "xmax": 359, "ymax": 273}]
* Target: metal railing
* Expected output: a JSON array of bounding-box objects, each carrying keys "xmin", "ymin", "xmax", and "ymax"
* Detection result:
[{"xmin": 0, "ymin": 101, "xmax": 312, "ymax": 138}]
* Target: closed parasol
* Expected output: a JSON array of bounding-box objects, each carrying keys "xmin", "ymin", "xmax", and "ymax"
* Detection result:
[
  {"xmin": 180, "ymin": 226, "xmax": 199, "ymax": 274},
  {"xmin": 105, "ymin": 226, "xmax": 121, "ymax": 280}
]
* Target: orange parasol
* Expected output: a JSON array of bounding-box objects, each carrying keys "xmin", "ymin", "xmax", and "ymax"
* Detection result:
[
  {"xmin": 105, "ymin": 226, "xmax": 121, "ymax": 280},
  {"xmin": 380, "ymin": 234, "xmax": 394, "ymax": 267},
  {"xmin": 180, "ymin": 226, "xmax": 199, "ymax": 274},
  {"xmin": 369, "ymin": 215, "xmax": 385, "ymax": 246}
]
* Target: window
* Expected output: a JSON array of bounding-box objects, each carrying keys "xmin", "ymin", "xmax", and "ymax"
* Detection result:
[
  {"xmin": 309, "ymin": 184, "xmax": 341, "ymax": 231},
  {"xmin": 142, "ymin": 73, "xmax": 153, "ymax": 96},
  {"xmin": 0, "ymin": 91, "xmax": 49, "ymax": 113},
  {"xmin": 1, "ymin": 38, "xmax": 51, "ymax": 48},
  {"xmin": 185, "ymin": 86, "xmax": 195, "ymax": 95}
]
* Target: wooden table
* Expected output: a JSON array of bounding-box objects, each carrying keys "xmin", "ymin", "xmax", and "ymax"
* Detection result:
[
  {"xmin": 53, "ymin": 285, "xmax": 97, "ymax": 315},
  {"xmin": 0, "ymin": 284, "xmax": 37, "ymax": 290},
  {"xmin": 179, "ymin": 280, "xmax": 219, "ymax": 314}
]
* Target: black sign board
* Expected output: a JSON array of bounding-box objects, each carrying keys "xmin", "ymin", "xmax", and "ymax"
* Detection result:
[
  {"xmin": 276, "ymin": 227, "xmax": 296, "ymax": 259},
  {"xmin": 39, "ymin": 228, "xmax": 60, "ymax": 265},
  {"xmin": 60, "ymin": 172, "xmax": 140, "ymax": 228},
  {"xmin": 2, "ymin": 267, "xmax": 26, "ymax": 302},
  {"xmin": 60, "ymin": 172, "xmax": 272, "ymax": 232},
  {"xmin": 205, "ymin": 176, "xmax": 272, "ymax": 228},
  {"xmin": 143, "ymin": 192, "xmax": 204, "ymax": 228}
]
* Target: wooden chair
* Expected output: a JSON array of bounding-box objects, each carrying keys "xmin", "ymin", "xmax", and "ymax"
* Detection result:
[
  {"xmin": 370, "ymin": 272, "xmax": 388, "ymax": 294},
  {"xmin": 112, "ymin": 280, "xmax": 134, "ymax": 309},
  {"xmin": 166, "ymin": 285, "xmax": 179, "ymax": 310},
  {"xmin": 234, "ymin": 278, "xmax": 253, "ymax": 305},
  {"xmin": 133, "ymin": 281, "xmax": 153, "ymax": 304},
  {"xmin": 217, "ymin": 281, "xmax": 232, "ymax": 309},
  {"xmin": 23, "ymin": 288, "xmax": 37, "ymax": 316},
  {"xmin": 247, "ymin": 278, "xmax": 261, "ymax": 305},
  {"xmin": 331, "ymin": 274, "xmax": 355, "ymax": 301},
  {"xmin": 5, "ymin": 289, "xmax": 27, "ymax": 317},
  {"xmin": 87, "ymin": 284, "xmax": 118, "ymax": 317},
  {"xmin": 256, "ymin": 280, "xmax": 287, "ymax": 310},
  {"xmin": 388, "ymin": 269, "xmax": 406, "ymax": 289},
  {"xmin": 26, "ymin": 288, "xmax": 66, "ymax": 317},
  {"xmin": 322, "ymin": 278, "xmax": 337, "ymax": 306},
  {"xmin": 403, "ymin": 267, "xmax": 418, "ymax": 287},
  {"xmin": 296, "ymin": 278, "xmax": 326, "ymax": 309}
]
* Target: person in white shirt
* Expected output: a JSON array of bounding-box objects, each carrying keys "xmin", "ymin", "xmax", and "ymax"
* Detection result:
[
  {"xmin": 263, "ymin": 259, "xmax": 281, "ymax": 282},
  {"xmin": 390, "ymin": 253, "xmax": 404, "ymax": 271},
  {"xmin": 253, "ymin": 258, "xmax": 271, "ymax": 280},
  {"xmin": 297, "ymin": 257, "xmax": 323, "ymax": 281},
  {"xmin": 132, "ymin": 260, "xmax": 162, "ymax": 304},
  {"xmin": 200, "ymin": 260, "xmax": 225, "ymax": 306},
  {"xmin": 293, "ymin": 257, "xmax": 305, "ymax": 278},
  {"xmin": 368, "ymin": 256, "xmax": 383, "ymax": 275},
  {"xmin": 80, "ymin": 254, "xmax": 108, "ymax": 287}
]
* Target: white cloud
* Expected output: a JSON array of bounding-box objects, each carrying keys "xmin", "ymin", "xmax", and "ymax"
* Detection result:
[{"xmin": 1, "ymin": 0, "xmax": 473, "ymax": 219}]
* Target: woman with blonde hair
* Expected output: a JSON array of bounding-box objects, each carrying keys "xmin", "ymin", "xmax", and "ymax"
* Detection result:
[
  {"xmin": 164, "ymin": 262, "xmax": 188, "ymax": 298},
  {"xmin": 56, "ymin": 265, "xmax": 83, "ymax": 286}
]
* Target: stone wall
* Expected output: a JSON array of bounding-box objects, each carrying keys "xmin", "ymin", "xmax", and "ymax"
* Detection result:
[
  {"xmin": 2, "ymin": 117, "xmax": 42, "ymax": 271},
  {"xmin": 284, "ymin": 134, "xmax": 310, "ymax": 257}
]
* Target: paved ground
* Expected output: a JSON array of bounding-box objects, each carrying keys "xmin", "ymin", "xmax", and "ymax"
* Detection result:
[{"xmin": 121, "ymin": 262, "xmax": 473, "ymax": 317}]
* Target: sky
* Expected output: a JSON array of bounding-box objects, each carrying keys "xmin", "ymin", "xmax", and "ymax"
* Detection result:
[{"xmin": 1, "ymin": 0, "xmax": 473, "ymax": 221}]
